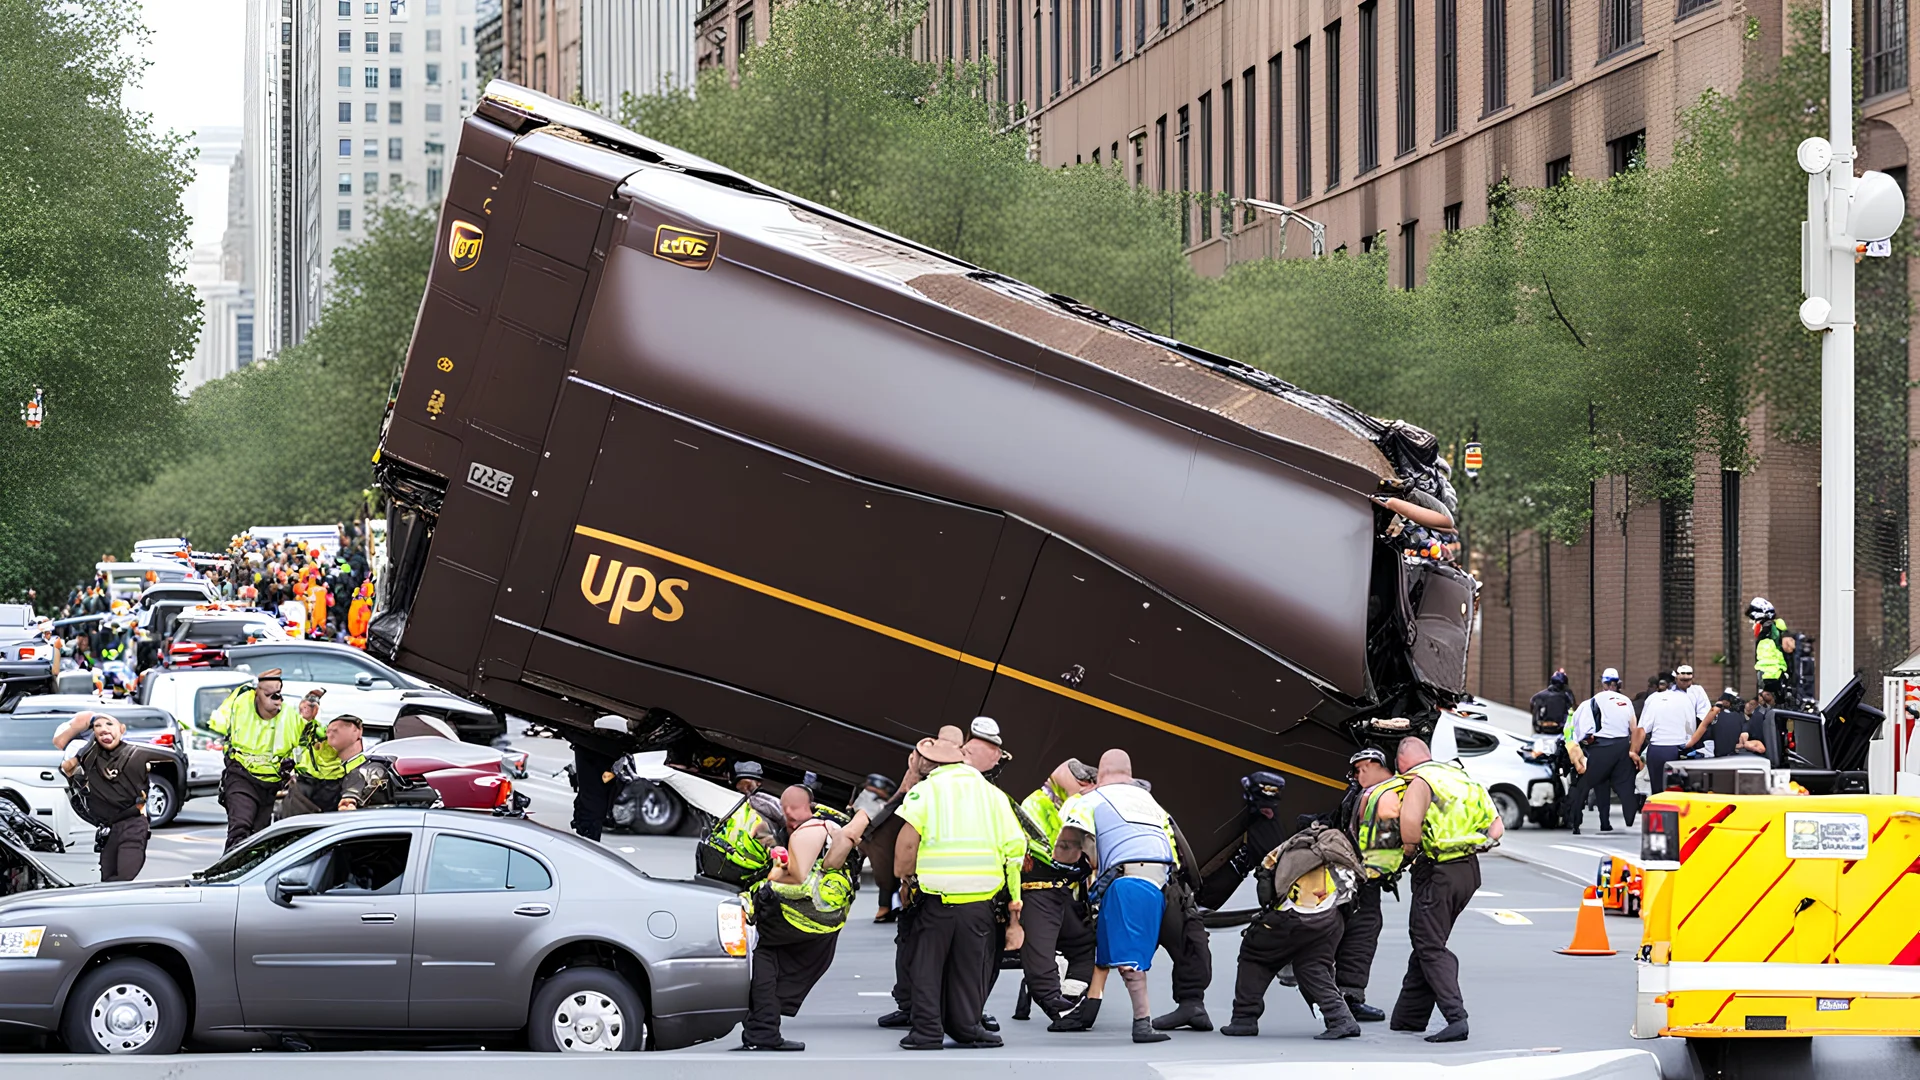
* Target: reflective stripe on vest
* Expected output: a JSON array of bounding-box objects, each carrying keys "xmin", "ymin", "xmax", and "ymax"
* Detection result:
[
  {"xmin": 1068, "ymin": 786, "xmax": 1173, "ymax": 867},
  {"xmin": 908, "ymin": 765, "xmax": 1019, "ymax": 901},
  {"xmin": 1020, "ymin": 786, "xmax": 1065, "ymax": 860},
  {"xmin": 712, "ymin": 802, "xmax": 772, "ymax": 870},
  {"xmin": 1354, "ymin": 777, "xmax": 1409, "ymax": 878},
  {"xmin": 1406, "ymin": 761, "xmax": 1495, "ymax": 861},
  {"xmin": 211, "ymin": 689, "xmax": 310, "ymax": 781}
]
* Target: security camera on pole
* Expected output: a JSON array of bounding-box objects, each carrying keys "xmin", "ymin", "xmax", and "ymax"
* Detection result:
[{"xmin": 1797, "ymin": 0, "xmax": 1906, "ymax": 707}]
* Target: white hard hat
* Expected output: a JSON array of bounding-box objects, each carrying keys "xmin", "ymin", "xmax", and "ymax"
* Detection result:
[
  {"xmin": 1601, "ymin": 667, "xmax": 1621, "ymax": 682},
  {"xmin": 968, "ymin": 716, "xmax": 1004, "ymax": 747}
]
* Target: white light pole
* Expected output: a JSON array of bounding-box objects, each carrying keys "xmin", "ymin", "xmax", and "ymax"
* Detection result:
[{"xmin": 1797, "ymin": 0, "xmax": 1905, "ymax": 706}]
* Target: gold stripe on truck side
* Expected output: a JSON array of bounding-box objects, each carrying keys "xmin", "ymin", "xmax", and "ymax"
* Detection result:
[{"xmin": 573, "ymin": 524, "xmax": 1344, "ymax": 789}]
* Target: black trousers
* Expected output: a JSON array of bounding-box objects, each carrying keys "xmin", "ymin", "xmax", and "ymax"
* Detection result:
[
  {"xmin": 890, "ymin": 896, "xmax": 922, "ymax": 1011},
  {"xmin": 1391, "ymin": 855, "xmax": 1479, "ymax": 1029},
  {"xmin": 743, "ymin": 908, "xmax": 840, "ymax": 1045},
  {"xmin": 1230, "ymin": 908, "xmax": 1352, "ymax": 1030},
  {"xmin": 99, "ymin": 815, "xmax": 150, "ymax": 883},
  {"xmin": 1018, "ymin": 886, "xmax": 1096, "ymax": 1018},
  {"xmin": 1335, "ymin": 879, "xmax": 1384, "ymax": 1002},
  {"xmin": 1645, "ymin": 743, "xmax": 1686, "ymax": 795},
  {"xmin": 571, "ymin": 745, "xmax": 617, "ymax": 841},
  {"xmin": 220, "ymin": 759, "xmax": 279, "ymax": 852},
  {"xmin": 1159, "ymin": 878, "xmax": 1213, "ymax": 1005},
  {"xmin": 1569, "ymin": 737, "xmax": 1636, "ymax": 830},
  {"xmin": 908, "ymin": 898, "xmax": 996, "ymax": 1044}
]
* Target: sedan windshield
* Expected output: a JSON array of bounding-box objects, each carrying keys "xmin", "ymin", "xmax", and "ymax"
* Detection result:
[{"xmin": 192, "ymin": 826, "xmax": 324, "ymax": 884}]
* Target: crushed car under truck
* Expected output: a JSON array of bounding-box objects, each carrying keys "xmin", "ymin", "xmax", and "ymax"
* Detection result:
[{"xmin": 368, "ymin": 80, "xmax": 1476, "ymax": 868}]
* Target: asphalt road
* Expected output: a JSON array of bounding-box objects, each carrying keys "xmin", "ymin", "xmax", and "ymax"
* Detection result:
[{"xmin": 19, "ymin": 722, "xmax": 1920, "ymax": 1079}]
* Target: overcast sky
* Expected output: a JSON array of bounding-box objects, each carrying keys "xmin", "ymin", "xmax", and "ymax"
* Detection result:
[{"xmin": 124, "ymin": 0, "xmax": 246, "ymax": 251}]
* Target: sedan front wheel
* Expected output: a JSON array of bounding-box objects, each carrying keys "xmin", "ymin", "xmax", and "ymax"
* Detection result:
[
  {"xmin": 60, "ymin": 958, "xmax": 187, "ymax": 1055},
  {"xmin": 529, "ymin": 967, "xmax": 645, "ymax": 1052}
]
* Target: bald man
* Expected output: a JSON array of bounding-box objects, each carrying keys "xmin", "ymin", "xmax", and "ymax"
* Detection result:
[{"xmin": 1052, "ymin": 750, "xmax": 1177, "ymax": 1043}]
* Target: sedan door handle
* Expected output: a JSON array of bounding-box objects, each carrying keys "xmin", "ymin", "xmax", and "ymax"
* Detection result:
[
  {"xmin": 513, "ymin": 904, "xmax": 552, "ymax": 918},
  {"xmin": 361, "ymin": 912, "xmax": 397, "ymax": 923}
]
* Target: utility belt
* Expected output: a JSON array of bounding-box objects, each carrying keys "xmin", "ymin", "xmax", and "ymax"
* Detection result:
[
  {"xmin": 1021, "ymin": 879, "xmax": 1074, "ymax": 891},
  {"xmin": 1090, "ymin": 859, "xmax": 1172, "ymax": 903}
]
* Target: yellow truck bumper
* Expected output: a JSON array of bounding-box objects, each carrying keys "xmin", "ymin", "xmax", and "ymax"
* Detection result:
[{"xmin": 1636, "ymin": 960, "xmax": 1920, "ymax": 1038}]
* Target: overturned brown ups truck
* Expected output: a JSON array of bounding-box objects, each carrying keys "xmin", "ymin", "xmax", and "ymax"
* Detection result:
[{"xmin": 371, "ymin": 83, "xmax": 1474, "ymax": 865}]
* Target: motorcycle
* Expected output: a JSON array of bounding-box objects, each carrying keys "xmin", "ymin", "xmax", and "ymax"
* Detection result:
[{"xmin": 1519, "ymin": 735, "xmax": 1574, "ymax": 829}]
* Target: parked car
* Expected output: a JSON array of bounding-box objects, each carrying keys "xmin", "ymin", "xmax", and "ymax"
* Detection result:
[
  {"xmin": 0, "ymin": 810, "xmax": 751, "ymax": 1053},
  {"xmin": 0, "ymin": 715, "xmax": 95, "ymax": 846},
  {"xmin": 162, "ymin": 609, "xmax": 289, "ymax": 668},
  {"xmin": 0, "ymin": 699, "xmax": 207, "ymax": 828},
  {"xmin": 0, "ymin": 604, "xmax": 54, "ymax": 704},
  {"xmin": 1433, "ymin": 710, "xmax": 1556, "ymax": 832},
  {"xmin": 96, "ymin": 562, "xmax": 196, "ymax": 606},
  {"xmin": 220, "ymin": 642, "xmax": 505, "ymax": 744}
]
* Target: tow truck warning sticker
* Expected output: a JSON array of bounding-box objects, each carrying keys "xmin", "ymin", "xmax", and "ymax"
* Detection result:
[{"xmin": 1785, "ymin": 812, "xmax": 1869, "ymax": 860}]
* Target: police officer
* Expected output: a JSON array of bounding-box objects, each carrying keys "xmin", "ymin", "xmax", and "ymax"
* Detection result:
[
  {"xmin": 740, "ymin": 786, "xmax": 870, "ymax": 1051},
  {"xmin": 734, "ymin": 760, "xmax": 767, "ymax": 795},
  {"xmin": 54, "ymin": 712, "xmax": 171, "ymax": 881},
  {"xmin": 1151, "ymin": 809, "xmax": 1215, "ymax": 1033},
  {"xmin": 283, "ymin": 712, "xmax": 373, "ymax": 817},
  {"xmin": 894, "ymin": 731, "xmax": 1026, "ymax": 1050},
  {"xmin": 1012, "ymin": 758, "xmax": 1098, "ymax": 1024},
  {"xmin": 1750, "ymin": 598, "xmax": 1790, "ymax": 698},
  {"xmin": 207, "ymin": 670, "xmax": 319, "ymax": 850},
  {"xmin": 873, "ymin": 728, "xmax": 960, "ymax": 1030},
  {"xmin": 1565, "ymin": 668, "xmax": 1640, "ymax": 834},
  {"xmin": 570, "ymin": 715, "xmax": 633, "ymax": 842},
  {"xmin": 1530, "ymin": 670, "xmax": 1575, "ymax": 735},
  {"xmin": 337, "ymin": 734, "xmax": 400, "ymax": 811},
  {"xmin": 1336, "ymin": 747, "xmax": 1405, "ymax": 1023},
  {"xmin": 1390, "ymin": 737, "xmax": 1501, "ymax": 1043}
]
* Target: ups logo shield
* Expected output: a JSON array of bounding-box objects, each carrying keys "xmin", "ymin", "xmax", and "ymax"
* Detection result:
[
  {"xmin": 448, "ymin": 220, "xmax": 484, "ymax": 271},
  {"xmin": 651, "ymin": 225, "xmax": 719, "ymax": 270}
]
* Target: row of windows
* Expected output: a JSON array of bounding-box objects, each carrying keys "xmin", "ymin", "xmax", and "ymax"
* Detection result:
[
  {"xmin": 337, "ymin": 0, "xmax": 444, "ymax": 16},
  {"xmin": 334, "ymin": 167, "xmax": 446, "ymax": 230},
  {"xmin": 337, "ymin": 100, "xmax": 446, "ymax": 123},
  {"xmin": 337, "ymin": 29, "xmax": 448, "ymax": 52},
  {"xmin": 338, "ymin": 137, "xmax": 410, "ymax": 160},
  {"xmin": 336, "ymin": 62, "xmax": 461, "ymax": 88}
]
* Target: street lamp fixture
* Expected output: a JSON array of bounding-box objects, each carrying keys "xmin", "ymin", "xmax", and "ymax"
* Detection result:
[{"xmin": 1237, "ymin": 198, "xmax": 1326, "ymax": 258}]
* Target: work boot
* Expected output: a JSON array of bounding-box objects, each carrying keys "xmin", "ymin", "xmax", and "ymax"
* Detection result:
[
  {"xmin": 1047, "ymin": 996, "xmax": 1100, "ymax": 1032},
  {"xmin": 1153, "ymin": 1000, "xmax": 1212, "ymax": 1031},
  {"xmin": 1132, "ymin": 1017, "xmax": 1171, "ymax": 1043},
  {"xmin": 1425, "ymin": 1019, "xmax": 1470, "ymax": 1043},
  {"xmin": 736, "ymin": 1038, "xmax": 806, "ymax": 1051},
  {"xmin": 898, "ymin": 1035, "xmax": 945, "ymax": 1050},
  {"xmin": 1348, "ymin": 999, "xmax": 1386, "ymax": 1023},
  {"xmin": 953, "ymin": 1032, "xmax": 1004, "ymax": 1048},
  {"xmin": 980, "ymin": 1013, "xmax": 999, "ymax": 1032},
  {"xmin": 1315, "ymin": 1023, "xmax": 1362, "ymax": 1041},
  {"xmin": 1219, "ymin": 1019, "xmax": 1258, "ymax": 1037},
  {"xmin": 877, "ymin": 1009, "xmax": 912, "ymax": 1029}
]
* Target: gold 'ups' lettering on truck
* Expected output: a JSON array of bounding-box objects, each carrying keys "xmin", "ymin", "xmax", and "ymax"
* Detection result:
[
  {"xmin": 651, "ymin": 225, "xmax": 719, "ymax": 270},
  {"xmin": 580, "ymin": 552, "xmax": 689, "ymax": 624},
  {"xmin": 448, "ymin": 220, "xmax": 485, "ymax": 270}
]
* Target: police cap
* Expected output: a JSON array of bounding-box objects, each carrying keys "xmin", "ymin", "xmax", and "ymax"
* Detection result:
[{"xmin": 1242, "ymin": 770, "xmax": 1288, "ymax": 801}]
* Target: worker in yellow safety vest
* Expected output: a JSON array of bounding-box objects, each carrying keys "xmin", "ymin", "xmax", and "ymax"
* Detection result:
[
  {"xmin": 1012, "ymin": 758, "xmax": 1099, "ymax": 1024},
  {"xmin": 1338, "ymin": 746, "xmax": 1409, "ymax": 1023},
  {"xmin": 207, "ymin": 670, "xmax": 318, "ymax": 850},
  {"xmin": 893, "ymin": 733, "xmax": 1026, "ymax": 1050},
  {"xmin": 1389, "ymin": 736, "xmax": 1501, "ymax": 1044}
]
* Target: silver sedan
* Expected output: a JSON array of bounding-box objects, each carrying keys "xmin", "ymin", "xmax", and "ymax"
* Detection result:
[{"xmin": 0, "ymin": 809, "xmax": 750, "ymax": 1054}]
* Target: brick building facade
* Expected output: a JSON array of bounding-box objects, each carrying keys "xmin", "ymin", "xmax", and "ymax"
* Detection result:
[{"xmin": 501, "ymin": 0, "xmax": 583, "ymax": 100}]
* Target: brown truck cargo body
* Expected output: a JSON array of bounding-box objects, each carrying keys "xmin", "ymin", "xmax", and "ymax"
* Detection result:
[{"xmin": 372, "ymin": 83, "xmax": 1473, "ymax": 859}]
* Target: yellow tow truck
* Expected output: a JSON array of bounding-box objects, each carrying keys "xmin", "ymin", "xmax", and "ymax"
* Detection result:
[{"xmin": 1633, "ymin": 786, "xmax": 1920, "ymax": 1077}]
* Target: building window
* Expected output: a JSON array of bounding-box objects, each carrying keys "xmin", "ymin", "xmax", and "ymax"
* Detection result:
[
  {"xmin": 338, "ymin": 100, "xmax": 353, "ymax": 122},
  {"xmin": 1034, "ymin": 6, "xmax": 1042, "ymax": 102},
  {"xmin": 1395, "ymin": 0, "xmax": 1414, "ymax": 154},
  {"xmin": 1677, "ymin": 0, "xmax": 1713, "ymax": 14},
  {"xmin": 425, "ymin": 62, "xmax": 441, "ymax": 85},
  {"xmin": 1089, "ymin": 0, "xmax": 1100, "ymax": 72},
  {"xmin": 1156, "ymin": 113, "xmax": 1168, "ymax": 191},
  {"xmin": 1012, "ymin": 0, "xmax": 1023, "ymax": 112},
  {"xmin": 1484, "ymin": 0, "xmax": 1507, "ymax": 111},
  {"xmin": 1294, "ymin": 39, "xmax": 1311, "ymax": 200},
  {"xmin": 389, "ymin": 31, "xmax": 402, "ymax": 52},
  {"xmin": 1268, "ymin": 53, "xmax": 1283, "ymax": 201},
  {"xmin": 426, "ymin": 0, "xmax": 440, "ymax": 12},
  {"xmin": 364, "ymin": 66, "xmax": 379, "ymax": 87},
  {"xmin": 1137, "ymin": 0, "xmax": 1146, "ymax": 47},
  {"xmin": 1198, "ymin": 91, "xmax": 1212, "ymax": 240},
  {"xmin": 1601, "ymin": 0, "xmax": 1640, "ymax": 57},
  {"xmin": 1159, "ymin": 0, "xmax": 1168, "ymax": 29},
  {"xmin": 1867, "ymin": 0, "xmax": 1908, "ymax": 97},
  {"xmin": 1221, "ymin": 81, "xmax": 1234, "ymax": 228},
  {"xmin": 339, "ymin": 0, "xmax": 351, "ymax": 14},
  {"xmin": 390, "ymin": 172, "xmax": 404, "ymax": 191},
  {"xmin": 365, "ymin": 1, "xmax": 377, "ymax": 12},
  {"xmin": 426, "ymin": 28, "xmax": 440, "ymax": 51},
  {"xmin": 390, "ymin": 66, "xmax": 403, "ymax": 88},
  {"xmin": 389, "ymin": 101, "xmax": 403, "ymax": 123},
  {"xmin": 338, "ymin": 138, "xmax": 352, "ymax": 157},
  {"xmin": 1401, "ymin": 221, "xmax": 1417, "ymax": 288},
  {"xmin": 426, "ymin": 103, "xmax": 442, "ymax": 122},
  {"xmin": 535, "ymin": 53, "xmax": 547, "ymax": 88},
  {"xmin": 538, "ymin": 0, "xmax": 548, "ymax": 39},
  {"xmin": 388, "ymin": 137, "xmax": 404, "ymax": 160},
  {"xmin": 338, "ymin": 206, "xmax": 352, "ymax": 230},
  {"xmin": 1607, "ymin": 129, "xmax": 1645, "ymax": 174},
  {"xmin": 339, "ymin": 172, "xmax": 353, "ymax": 194},
  {"xmin": 365, "ymin": 31, "xmax": 379, "ymax": 52},
  {"xmin": 1546, "ymin": 155, "xmax": 1571, "ymax": 185},
  {"xmin": 1324, "ymin": 21, "xmax": 1340, "ymax": 189},
  {"xmin": 999, "ymin": 0, "xmax": 1011, "ymax": 104},
  {"xmin": 738, "ymin": 13, "xmax": 753, "ymax": 57},
  {"xmin": 1133, "ymin": 132, "xmax": 1146, "ymax": 186},
  {"xmin": 1071, "ymin": 0, "xmax": 1081, "ymax": 82},
  {"xmin": 1436, "ymin": 0, "xmax": 1457, "ymax": 136},
  {"xmin": 964, "ymin": 0, "xmax": 972, "ymax": 59},
  {"xmin": 364, "ymin": 100, "xmax": 378, "ymax": 122},
  {"xmin": 1113, "ymin": 0, "xmax": 1123, "ymax": 58},
  {"xmin": 1358, "ymin": 1, "xmax": 1379, "ymax": 172},
  {"xmin": 364, "ymin": 138, "xmax": 379, "ymax": 157},
  {"xmin": 1443, "ymin": 201, "xmax": 1462, "ymax": 230},
  {"xmin": 1177, "ymin": 105, "xmax": 1191, "ymax": 245},
  {"xmin": 364, "ymin": 171, "xmax": 379, "ymax": 193},
  {"xmin": 1051, "ymin": 0, "xmax": 1061, "ymax": 95},
  {"xmin": 338, "ymin": 30, "xmax": 352, "ymax": 51},
  {"xmin": 428, "ymin": 166, "xmax": 444, "ymax": 199},
  {"xmin": 1537, "ymin": 0, "xmax": 1570, "ymax": 90},
  {"xmin": 1243, "ymin": 68, "xmax": 1256, "ymax": 221},
  {"xmin": 339, "ymin": 66, "xmax": 352, "ymax": 86}
]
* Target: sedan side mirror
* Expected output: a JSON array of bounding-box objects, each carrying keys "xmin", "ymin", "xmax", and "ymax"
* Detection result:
[
  {"xmin": 355, "ymin": 673, "xmax": 375, "ymax": 688},
  {"xmin": 274, "ymin": 865, "xmax": 314, "ymax": 905}
]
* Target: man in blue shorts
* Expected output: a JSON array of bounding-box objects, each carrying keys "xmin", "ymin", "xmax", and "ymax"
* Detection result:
[{"xmin": 1049, "ymin": 749, "xmax": 1178, "ymax": 1043}]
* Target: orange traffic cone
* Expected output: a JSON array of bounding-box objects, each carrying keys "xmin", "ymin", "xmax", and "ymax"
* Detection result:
[{"xmin": 1556, "ymin": 886, "xmax": 1616, "ymax": 956}]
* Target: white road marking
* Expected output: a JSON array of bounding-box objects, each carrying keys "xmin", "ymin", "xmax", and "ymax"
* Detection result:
[
  {"xmin": 1474, "ymin": 890, "xmax": 1504, "ymax": 897},
  {"xmin": 1472, "ymin": 907, "xmax": 1578, "ymax": 913},
  {"xmin": 1477, "ymin": 909, "xmax": 1534, "ymax": 926},
  {"xmin": 856, "ymin": 992, "xmax": 893, "ymax": 997},
  {"xmin": 1552, "ymin": 844, "xmax": 1631, "ymax": 858}
]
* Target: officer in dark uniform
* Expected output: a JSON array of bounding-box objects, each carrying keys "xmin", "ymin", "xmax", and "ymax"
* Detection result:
[
  {"xmin": 1151, "ymin": 808, "xmax": 1215, "ymax": 1032},
  {"xmin": 570, "ymin": 714, "xmax": 634, "ymax": 841},
  {"xmin": 1197, "ymin": 772, "xmax": 1292, "ymax": 909},
  {"xmin": 1335, "ymin": 747, "xmax": 1401, "ymax": 1022},
  {"xmin": 55, "ymin": 712, "xmax": 171, "ymax": 881},
  {"xmin": 337, "ymin": 729, "xmax": 400, "ymax": 811}
]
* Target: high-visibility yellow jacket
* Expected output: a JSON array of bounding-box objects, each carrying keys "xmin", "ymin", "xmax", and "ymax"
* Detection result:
[
  {"xmin": 207, "ymin": 687, "xmax": 313, "ymax": 781},
  {"xmin": 897, "ymin": 763, "xmax": 1024, "ymax": 903}
]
